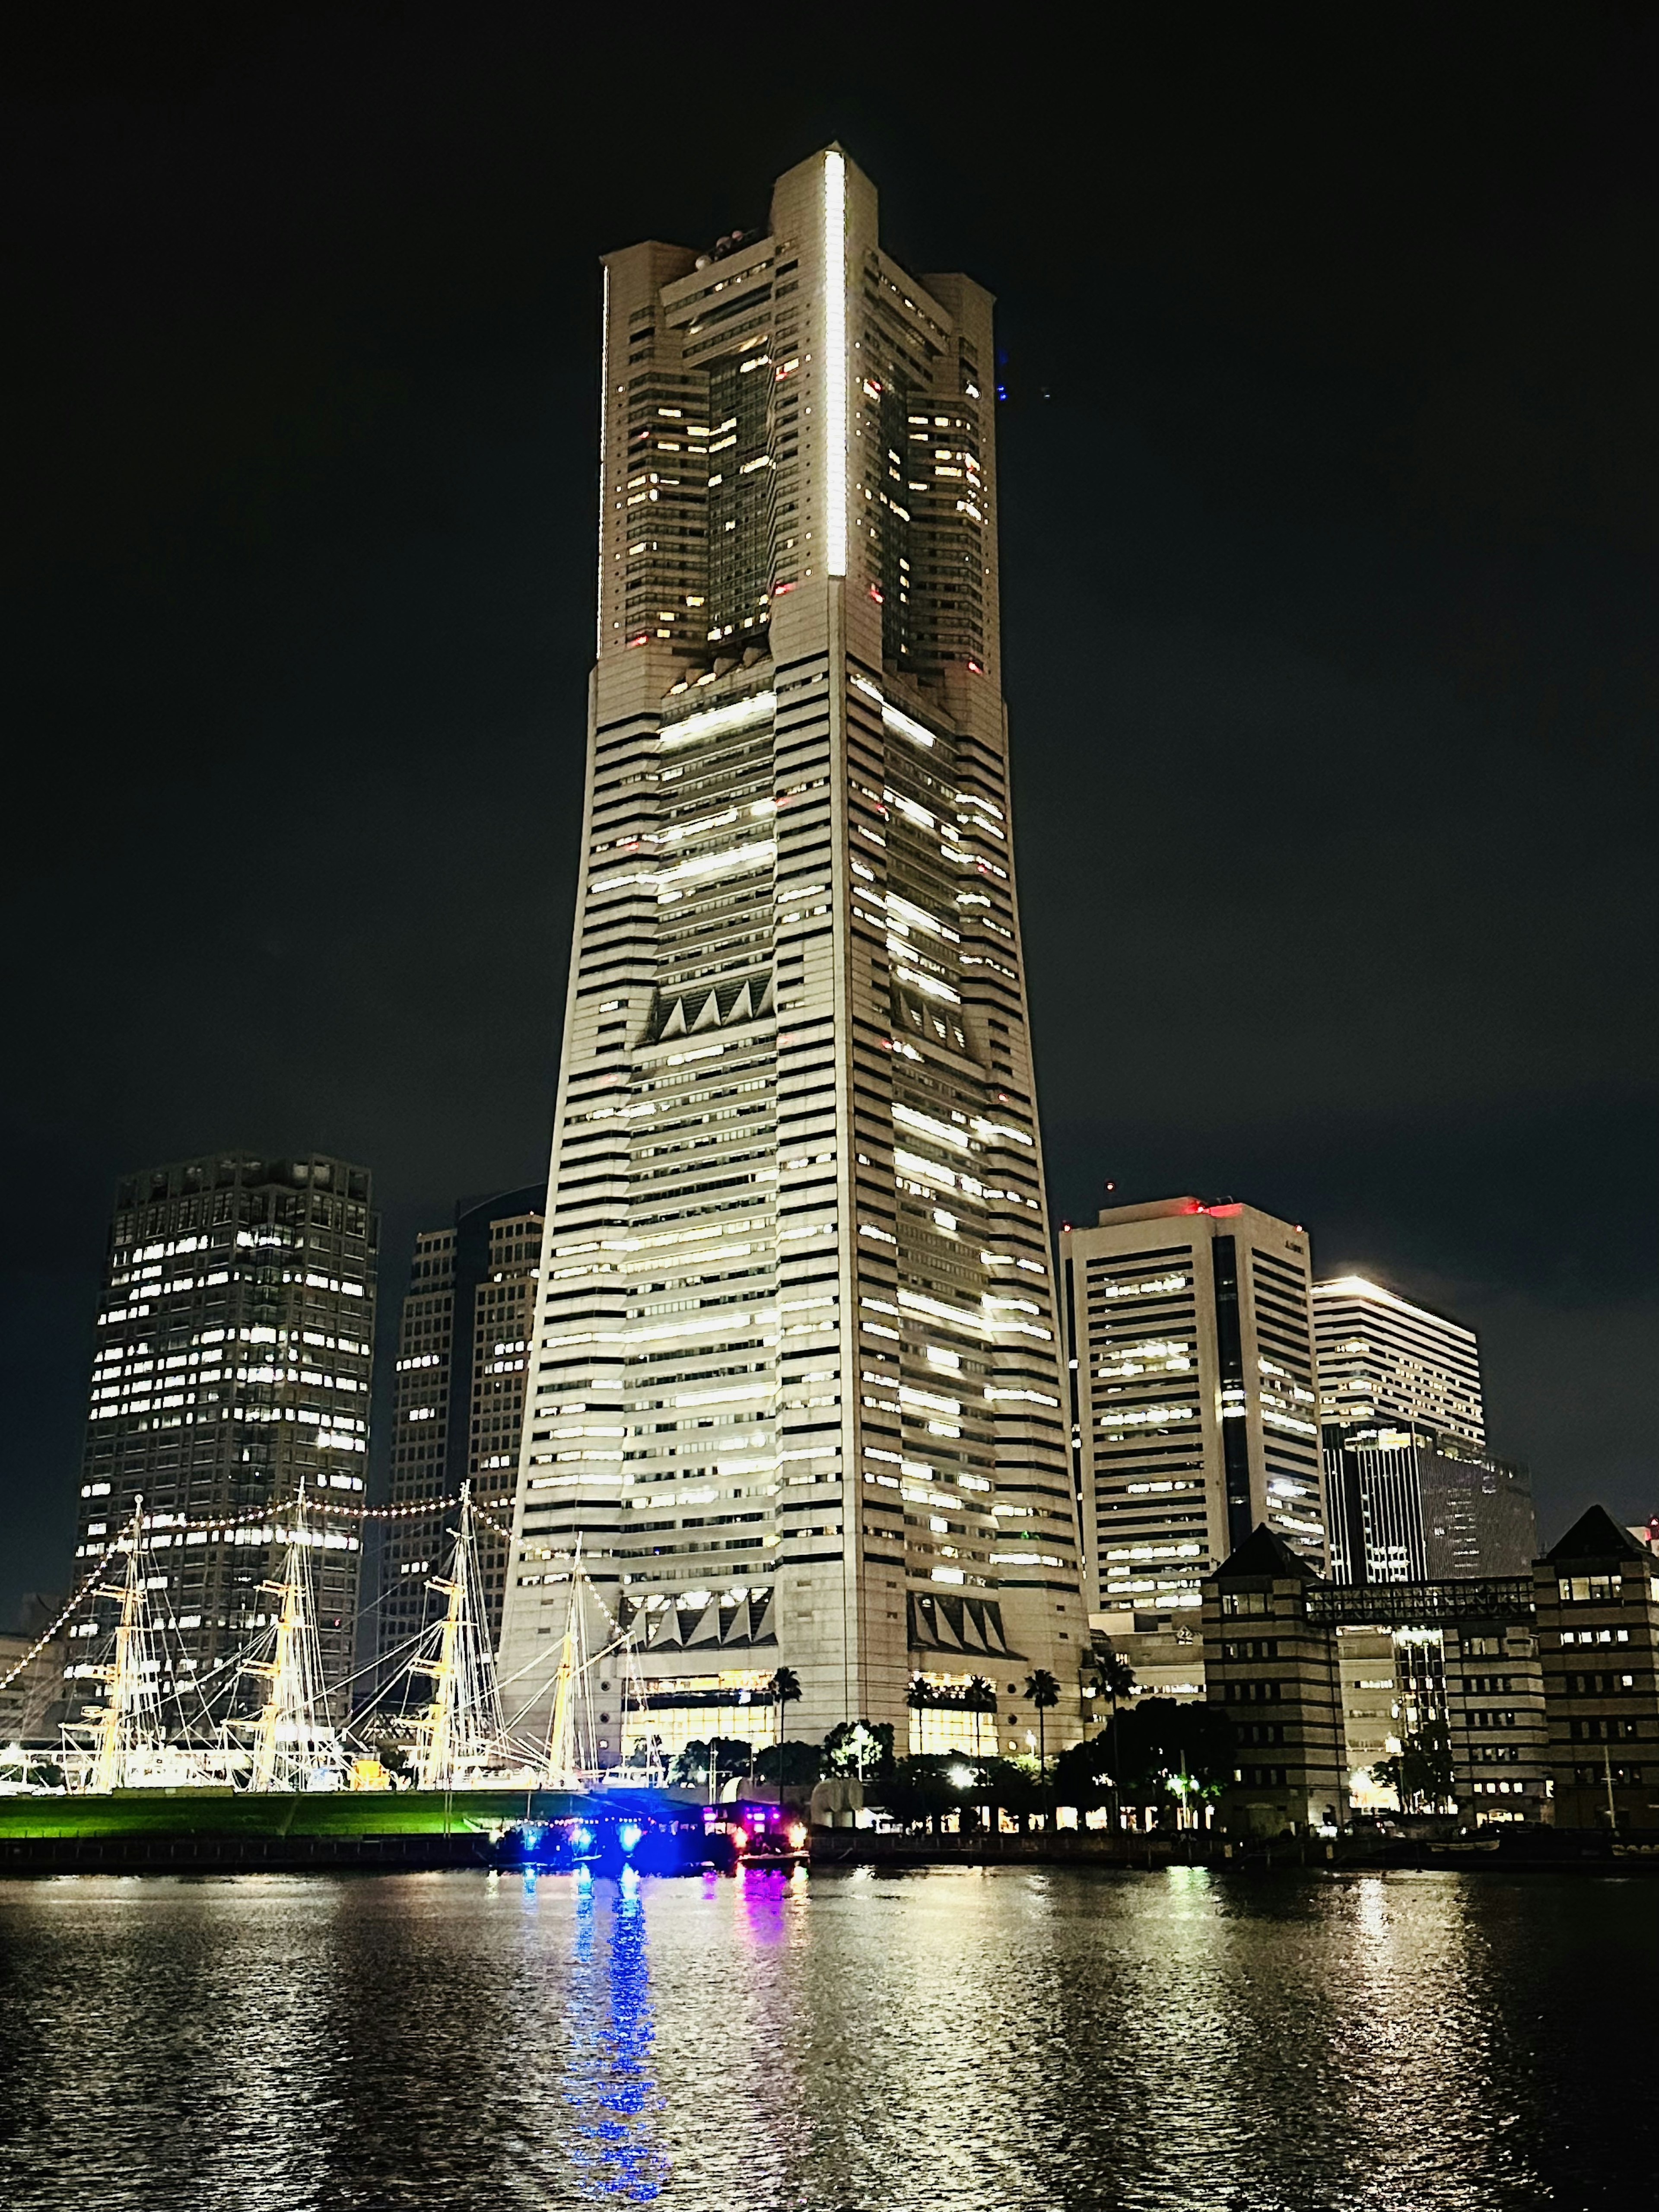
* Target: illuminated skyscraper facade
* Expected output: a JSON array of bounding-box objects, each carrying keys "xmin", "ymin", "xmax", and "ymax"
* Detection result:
[
  {"xmin": 1312, "ymin": 1274, "xmax": 1533, "ymax": 1581},
  {"xmin": 497, "ymin": 149, "xmax": 1082, "ymax": 1754},
  {"xmin": 1059, "ymin": 1197, "xmax": 1327, "ymax": 1623},
  {"xmin": 70, "ymin": 1151, "xmax": 375, "ymax": 1725},
  {"xmin": 378, "ymin": 1188, "xmax": 543, "ymax": 1674},
  {"xmin": 1312, "ymin": 1275, "xmax": 1484, "ymax": 1447}
]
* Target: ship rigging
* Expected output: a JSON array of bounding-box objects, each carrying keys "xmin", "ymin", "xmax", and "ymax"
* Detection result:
[{"xmin": 12, "ymin": 1487, "xmax": 632, "ymax": 1799}]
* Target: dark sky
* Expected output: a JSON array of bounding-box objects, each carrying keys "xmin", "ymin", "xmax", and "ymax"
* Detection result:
[{"xmin": 4, "ymin": 5, "xmax": 1655, "ymax": 1622}]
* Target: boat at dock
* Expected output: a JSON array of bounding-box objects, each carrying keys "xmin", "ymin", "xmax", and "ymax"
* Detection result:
[{"xmin": 0, "ymin": 1487, "xmax": 807, "ymax": 1876}]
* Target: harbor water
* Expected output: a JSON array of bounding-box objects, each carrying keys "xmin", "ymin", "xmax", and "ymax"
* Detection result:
[{"xmin": 0, "ymin": 1863, "xmax": 1648, "ymax": 2209}]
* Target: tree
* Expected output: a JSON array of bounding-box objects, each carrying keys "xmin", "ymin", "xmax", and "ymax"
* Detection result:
[
  {"xmin": 769, "ymin": 1665, "xmax": 802, "ymax": 1745},
  {"xmin": 966, "ymin": 1675, "xmax": 995, "ymax": 1754},
  {"xmin": 1371, "ymin": 1720, "xmax": 1456, "ymax": 1813},
  {"xmin": 1024, "ymin": 1669, "xmax": 1062, "ymax": 1780},
  {"xmin": 982, "ymin": 1755, "xmax": 1045, "ymax": 1834},
  {"xmin": 822, "ymin": 1718, "xmax": 895, "ymax": 1779},
  {"xmin": 1051, "ymin": 1732, "xmax": 1115, "ymax": 1816},
  {"xmin": 875, "ymin": 1753, "xmax": 964, "ymax": 1837},
  {"xmin": 751, "ymin": 1738, "xmax": 820, "ymax": 1786},
  {"xmin": 1089, "ymin": 1646, "xmax": 1137, "ymax": 1712},
  {"xmin": 1085, "ymin": 1643, "xmax": 1137, "ymax": 1831},
  {"xmin": 670, "ymin": 1735, "xmax": 754, "ymax": 1793},
  {"xmin": 376, "ymin": 1741, "xmax": 413, "ymax": 1788},
  {"xmin": 1099, "ymin": 1698, "xmax": 1235, "ymax": 1826}
]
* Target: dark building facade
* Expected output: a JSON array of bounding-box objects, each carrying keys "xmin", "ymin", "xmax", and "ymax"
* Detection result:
[
  {"xmin": 1536, "ymin": 1506, "xmax": 1659, "ymax": 1830},
  {"xmin": 1324, "ymin": 1423, "xmax": 1537, "ymax": 1585},
  {"xmin": 70, "ymin": 1151, "xmax": 376, "ymax": 1729},
  {"xmin": 1204, "ymin": 1516, "xmax": 1659, "ymax": 1831},
  {"xmin": 377, "ymin": 1186, "xmax": 543, "ymax": 1675},
  {"xmin": 1202, "ymin": 1527, "xmax": 1347, "ymax": 1837},
  {"xmin": 1318, "ymin": 1577, "xmax": 1548, "ymax": 1821}
]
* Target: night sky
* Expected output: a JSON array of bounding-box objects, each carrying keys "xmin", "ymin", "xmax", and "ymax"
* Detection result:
[{"xmin": 4, "ymin": 7, "xmax": 1654, "ymax": 1622}]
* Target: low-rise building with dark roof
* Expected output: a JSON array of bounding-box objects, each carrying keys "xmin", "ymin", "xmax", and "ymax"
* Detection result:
[
  {"xmin": 1202, "ymin": 1525, "xmax": 1347, "ymax": 1838},
  {"xmin": 1535, "ymin": 1505, "xmax": 1659, "ymax": 1831}
]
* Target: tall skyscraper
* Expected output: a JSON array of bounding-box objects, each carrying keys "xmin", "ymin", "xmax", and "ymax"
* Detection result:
[
  {"xmin": 497, "ymin": 148, "xmax": 1082, "ymax": 1757},
  {"xmin": 1312, "ymin": 1275, "xmax": 1484, "ymax": 1446},
  {"xmin": 378, "ymin": 1187, "xmax": 544, "ymax": 1674},
  {"xmin": 1059, "ymin": 1197, "xmax": 1326, "ymax": 1623},
  {"xmin": 70, "ymin": 1152, "xmax": 375, "ymax": 1727},
  {"xmin": 1312, "ymin": 1273, "xmax": 1534, "ymax": 1580}
]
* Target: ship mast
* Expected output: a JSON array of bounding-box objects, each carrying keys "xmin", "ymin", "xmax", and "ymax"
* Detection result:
[
  {"xmin": 543, "ymin": 1538, "xmax": 589, "ymax": 1787},
  {"xmin": 90, "ymin": 1498, "xmax": 156, "ymax": 1794},
  {"xmin": 410, "ymin": 1484, "xmax": 506, "ymax": 1789},
  {"xmin": 246, "ymin": 1478, "xmax": 333, "ymax": 1792},
  {"xmin": 620, "ymin": 1617, "xmax": 663, "ymax": 1784}
]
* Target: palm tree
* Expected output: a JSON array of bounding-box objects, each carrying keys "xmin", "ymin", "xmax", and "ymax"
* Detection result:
[
  {"xmin": 967, "ymin": 1673, "xmax": 995, "ymax": 1757},
  {"xmin": 1090, "ymin": 1647, "xmax": 1136, "ymax": 1834},
  {"xmin": 769, "ymin": 1665, "xmax": 801, "ymax": 1747},
  {"xmin": 1024, "ymin": 1669, "xmax": 1061, "ymax": 1779}
]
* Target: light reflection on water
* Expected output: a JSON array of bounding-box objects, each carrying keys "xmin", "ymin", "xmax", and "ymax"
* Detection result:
[{"xmin": 0, "ymin": 1864, "xmax": 1648, "ymax": 2210}]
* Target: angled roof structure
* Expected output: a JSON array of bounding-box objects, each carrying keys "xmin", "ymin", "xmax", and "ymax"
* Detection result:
[
  {"xmin": 1543, "ymin": 1504, "xmax": 1650, "ymax": 1566},
  {"xmin": 1214, "ymin": 1524, "xmax": 1321, "ymax": 1583}
]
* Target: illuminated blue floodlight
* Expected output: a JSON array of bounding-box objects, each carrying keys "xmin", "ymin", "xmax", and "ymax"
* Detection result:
[
  {"xmin": 571, "ymin": 1824, "xmax": 594, "ymax": 1853},
  {"xmin": 620, "ymin": 1823, "xmax": 644, "ymax": 1853}
]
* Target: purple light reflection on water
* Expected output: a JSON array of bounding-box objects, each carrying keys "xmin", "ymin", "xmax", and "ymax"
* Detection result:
[{"xmin": 736, "ymin": 1863, "xmax": 792, "ymax": 1946}]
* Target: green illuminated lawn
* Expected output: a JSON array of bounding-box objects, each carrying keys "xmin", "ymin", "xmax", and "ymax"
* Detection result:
[{"xmin": 0, "ymin": 1788, "xmax": 589, "ymax": 1840}]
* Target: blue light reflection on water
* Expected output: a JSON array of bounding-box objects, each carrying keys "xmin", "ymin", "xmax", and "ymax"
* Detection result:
[
  {"xmin": 0, "ymin": 1866, "xmax": 1654, "ymax": 2210},
  {"xmin": 559, "ymin": 1866, "xmax": 666, "ymax": 2202}
]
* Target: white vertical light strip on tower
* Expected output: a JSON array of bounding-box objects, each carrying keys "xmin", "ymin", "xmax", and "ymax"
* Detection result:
[
  {"xmin": 823, "ymin": 150, "xmax": 847, "ymax": 577},
  {"xmin": 596, "ymin": 261, "xmax": 610, "ymax": 655}
]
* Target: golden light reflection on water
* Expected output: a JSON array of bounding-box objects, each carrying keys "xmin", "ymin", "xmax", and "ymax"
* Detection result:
[{"xmin": 0, "ymin": 1866, "xmax": 1647, "ymax": 2209}]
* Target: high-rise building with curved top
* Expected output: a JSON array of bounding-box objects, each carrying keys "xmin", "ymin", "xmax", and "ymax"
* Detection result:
[{"xmin": 496, "ymin": 147, "xmax": 1082, "ymax": 1761}]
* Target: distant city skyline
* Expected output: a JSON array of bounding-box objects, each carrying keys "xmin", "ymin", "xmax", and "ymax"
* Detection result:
[{"xmin": 5, "ymin": 19, "xmax": 1652, "ymax": 1621}]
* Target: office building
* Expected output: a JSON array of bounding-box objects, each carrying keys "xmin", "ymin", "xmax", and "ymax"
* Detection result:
[
  {"xmin": 1312, "ymin": 1275, "xmax": 1484, "ymax": 1446},
  {"xmin": 1313, "ymin": 1274, "xmax": 1535, "ymax": 1581},
  {"xmin": 1324, "ymin": 1427, "xmax": 1537, "ymax": 1583},
  {"xmin": 1207, "ymin": 1532, "xmax": 1551, "ymax": 1830},
  {"xmin": 1336, "ymin": 1611, "xmax": 1548, "ymax": 1821},
  {"xmin": 1201, "ymin": 1504, "xmax": 1659, "ymax": 1832},
  {"xmin": 497, "ymin": 148, "xmax": 1081, "ymax": 1757},
  {"xmin": 1203, "ymin": 1528, "xmax": 1347, "ymax": 1838},
  {"xmin": 1060, "ymin": 1196, "xmax": 1326, "ymax": 1624},
  {"xmin": 70, "ymin": 1152, "xmax": 375, "ymax": 1727},
  {"xmin": 1536, "ymin": 1506, "xmax": 1659, "ymax": 1830},
  {"xmin": 378, "ymin": 1187, "xmax": 543, "ymax": 1672}
]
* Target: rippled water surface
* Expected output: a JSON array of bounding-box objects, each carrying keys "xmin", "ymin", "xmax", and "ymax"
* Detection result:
[{"xmin": 0, "ymin": 1865, "xmax": 1649, "ymax": 2209}]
